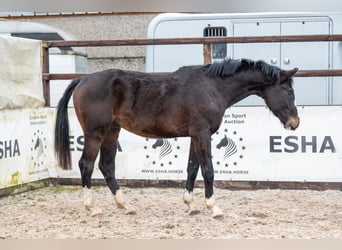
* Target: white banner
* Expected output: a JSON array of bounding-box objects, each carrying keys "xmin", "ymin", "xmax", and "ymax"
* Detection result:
[
  {"xmin": 209, "ymin": 106, "xmax": 342, "ymax": 182},
  {"xmin": 0, "ymin": 106, "xmax": 341, "ymax": 190},
  {"xmin": 0, "ymin": 108, "xmax": 55, "ymax": 189},
  {"xmin": 58, "ymin": 106, "xmax": 342, "ymax": 182}
]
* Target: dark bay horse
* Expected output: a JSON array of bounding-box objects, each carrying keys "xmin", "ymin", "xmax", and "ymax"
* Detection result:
[{"xmin": 55, "ymin": 58, "xmax": 299, "ymax": 218}]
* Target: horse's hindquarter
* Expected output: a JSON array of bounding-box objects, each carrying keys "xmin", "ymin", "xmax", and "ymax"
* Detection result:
[{"xmin": 73, "ymin": 71, "xmax": 118, "ymax": 132}]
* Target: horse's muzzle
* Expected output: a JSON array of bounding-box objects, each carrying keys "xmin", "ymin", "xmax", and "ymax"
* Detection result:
[{"xmin": 284, "ymin": 116, "xmax": 300, "ymax": 130}]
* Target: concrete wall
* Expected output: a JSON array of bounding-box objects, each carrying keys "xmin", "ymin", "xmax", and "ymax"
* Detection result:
[{"xmin": 14, "ymin": 13, "xmax": 157, "ymax": 73}]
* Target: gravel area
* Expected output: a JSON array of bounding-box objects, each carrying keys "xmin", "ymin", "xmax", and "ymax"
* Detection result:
[{"xmin": 1, "ymin": 185, "xmax": 342, "ymax": 239}]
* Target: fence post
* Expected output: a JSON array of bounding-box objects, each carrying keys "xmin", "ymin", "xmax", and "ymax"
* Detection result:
[
  {"xmin": 203, "ymin": 43, "xmax": 212, "ymax": 64},
  {"xmin": 42, "ymin": 42, "xmax": 50, "ymax": 107}
]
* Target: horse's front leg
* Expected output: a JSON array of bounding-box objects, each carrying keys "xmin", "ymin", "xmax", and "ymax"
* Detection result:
[
  {"xmin": 183, "ymin": 139, "xmax": 201, "ymax": 215},
  {"xmin": 99, "ymin": 126, "xmax": 136, "ymax": 215},
  {"xmin": 192, "ymin": 132, "xmax": 224, "ymax": 219}
]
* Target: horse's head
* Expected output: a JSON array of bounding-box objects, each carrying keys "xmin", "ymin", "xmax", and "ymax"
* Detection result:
[
  {"xmin": 262, "ymin": 68, "xmax": 300, "ymax": 130},
  {"xmin": 207, "ymin": 59, "xmax": 300, "ymax": 130}
]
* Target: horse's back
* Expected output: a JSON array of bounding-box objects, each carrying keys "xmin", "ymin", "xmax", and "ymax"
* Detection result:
[{"xmin": 70, "ymin": 66, "xmax": 224, "ymax": 138}]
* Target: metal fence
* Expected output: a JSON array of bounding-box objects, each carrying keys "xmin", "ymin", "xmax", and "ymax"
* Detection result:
[{"xmin": 42, "ymin": 34, "xmax": 342, "ymax": 106}]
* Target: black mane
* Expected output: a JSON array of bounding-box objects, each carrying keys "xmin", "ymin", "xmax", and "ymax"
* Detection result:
[{"xmin": 207, "ymin": 58, "xmax": 280, "ymax": 79}]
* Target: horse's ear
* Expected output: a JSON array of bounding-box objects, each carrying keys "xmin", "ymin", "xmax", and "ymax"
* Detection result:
[{"xmin": 280, "ymin": 68, "xmax": 298, "ymax": 82}]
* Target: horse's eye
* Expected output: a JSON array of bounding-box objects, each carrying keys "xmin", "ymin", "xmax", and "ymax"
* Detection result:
[
  {"xmin": 288, "ymin": 89, "xmax": 294, "ymax": 96},
  {"xmin": 288, "ymin": 89, "xmax": 295, "ymax": 100}
]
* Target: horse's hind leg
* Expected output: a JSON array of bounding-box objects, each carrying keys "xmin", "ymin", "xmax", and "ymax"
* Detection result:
[
  {"xmin": 79, "ymin": 133, "xmax": 104, "ymax": 217},
  {"xmin": 99, "ymin": 124, "xmax": 136, "ymax": 215},
  {"xmin": 183, "ymin": 139, "xmax": 200, "ymax": 215}
]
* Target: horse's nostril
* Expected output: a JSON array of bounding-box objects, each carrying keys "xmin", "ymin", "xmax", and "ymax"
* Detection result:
[{"xmin": 285, "ymin": 116, "xmax": 300, "ymax": 130}]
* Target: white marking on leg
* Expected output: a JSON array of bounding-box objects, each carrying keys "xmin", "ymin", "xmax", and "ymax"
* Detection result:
[
  {"xmin": 83, "ymin": 187, "xmax": 103, "ymax": 217},
  {"xmin": 83, "ymin": 187, "xmax": 95, "ymax": 210},
  {"xmin": 183, "ymin": 190, "xmax": 193, "ymax": 204},
  {"xmin": 206, "ymin": 195, "xmax": 224, "ymax": 219},
  {"xmin": 114, "ymin": 189, "xmax": 136, "ymax": 215},
  {"xmin": 183, "ymin": 190, "xmax": 200, "ymax": 215}
]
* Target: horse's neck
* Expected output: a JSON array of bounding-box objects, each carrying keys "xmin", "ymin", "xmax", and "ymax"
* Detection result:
[{"xmin": 215, "ymin": 73, "xmax": 265, "ymax": 107}]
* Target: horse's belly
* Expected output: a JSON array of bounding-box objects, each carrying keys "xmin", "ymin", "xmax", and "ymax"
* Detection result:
[{"xmin": 117, "ymin": 117, "xmax": 187, "ymax": 139}]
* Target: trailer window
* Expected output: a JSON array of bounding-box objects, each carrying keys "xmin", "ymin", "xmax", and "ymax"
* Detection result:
[
  {"xmin": 11, "ymin": 32, "xmax": 72, "ymax": 51},
  {"xmin": 203, "ymin": 26, "xmax": 227, "ymax": 59}
]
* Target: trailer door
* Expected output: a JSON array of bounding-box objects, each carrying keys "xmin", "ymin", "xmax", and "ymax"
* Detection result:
[
  {"xmin": 233, "ymin": 18, "xmax": 331, "ymax": 106},
  {"xmin": 280, "ymin": 20, "xmax": 331, "ymax": 105}
]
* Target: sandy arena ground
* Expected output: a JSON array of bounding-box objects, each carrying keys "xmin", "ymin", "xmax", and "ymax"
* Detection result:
[{"xmin": 0, "ymin": 185, "xmax": 342, "ymax": 239}]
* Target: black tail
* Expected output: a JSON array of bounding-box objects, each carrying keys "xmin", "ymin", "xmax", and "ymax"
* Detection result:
[{"xmin": 54, "ymin": 78, "xmax": 81, "ymax": 170}]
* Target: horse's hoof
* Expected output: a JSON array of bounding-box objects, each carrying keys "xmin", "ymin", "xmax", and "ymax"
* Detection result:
[
  {"xmin": 211, "ymin": 205, "xmax": 224, "ymax": 220},
  {"xmin": 90, "ymin": 207, "xmax": 103, "ymax": 218},
  {"xmin": 213, "ymin": 213, "xmax": 224, "ymax": 220},
  {"xmin": 188, "ymin": 204, "xmax": 200, "ymax": 216},
  {"xmin": 124, "ymin": 205, "xmax": 136, "ymax": 215}
]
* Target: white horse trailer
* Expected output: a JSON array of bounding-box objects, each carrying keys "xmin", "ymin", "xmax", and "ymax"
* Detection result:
[{"xmin": 145, "ymin": 12, "xmax": 342, "ymax": 106}]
